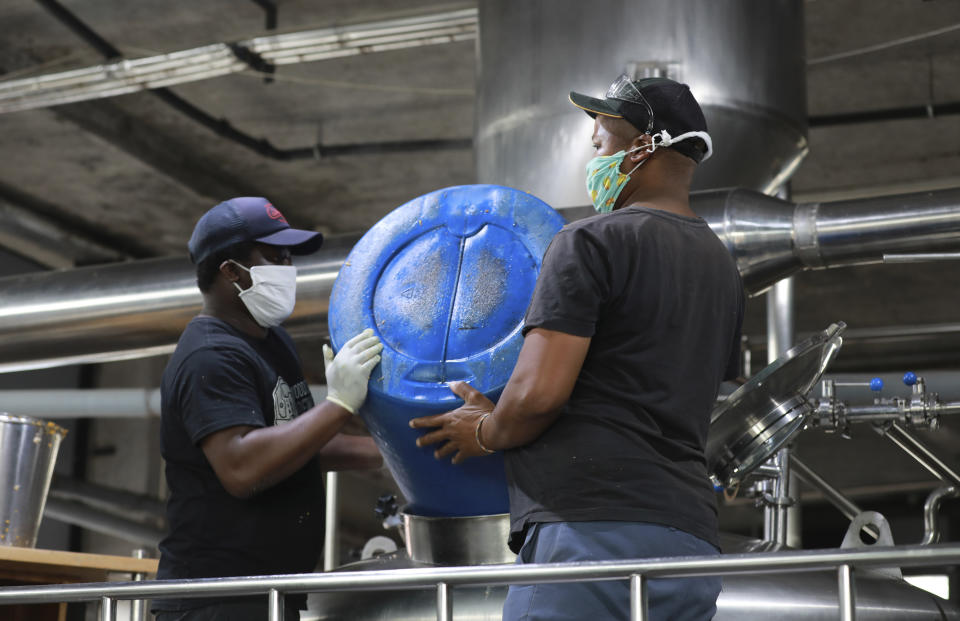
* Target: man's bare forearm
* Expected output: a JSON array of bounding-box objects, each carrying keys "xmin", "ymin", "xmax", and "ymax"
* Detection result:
[{"xmin": 319, "ymin": 434, "xmax": 383, "ymax": 471}]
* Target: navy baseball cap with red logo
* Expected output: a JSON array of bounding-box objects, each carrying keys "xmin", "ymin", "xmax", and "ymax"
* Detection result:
[{"xmin": 188, "ymin": 197, "xmax": 324, "ymax": 264}]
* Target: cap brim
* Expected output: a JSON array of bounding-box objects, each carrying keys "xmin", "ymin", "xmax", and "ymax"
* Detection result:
[
  {"xmin": 568, "ymin": 91, "xmax": 624, "ymax": 119},
  {"xmin": 256, "ymin": 227, "xmax": 324, "ymax": 255}
]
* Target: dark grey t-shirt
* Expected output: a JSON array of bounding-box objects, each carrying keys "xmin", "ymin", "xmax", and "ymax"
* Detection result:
[
  {"xmin": 505, "ymin": 205, "xmax": 744, "ymax": 552},
  {"xmin": 155, "ymin": 317, "xmax": 322, "ymax": 612}
]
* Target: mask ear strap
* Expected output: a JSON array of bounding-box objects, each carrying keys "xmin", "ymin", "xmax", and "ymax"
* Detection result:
[
  {"xmin": 624, "ymin": 135, "xmax": 656, "ymax": 174},
  {"xmin": 625, "ymin": 159, "xmax": 645, "ymax": 175},
  {"xmin": 224, "ymin": 259, "xmax": 250, "ymax": 293},
  {"xmin": 649, "ymin": 130, "xmax": 714, "ymax": 162}
]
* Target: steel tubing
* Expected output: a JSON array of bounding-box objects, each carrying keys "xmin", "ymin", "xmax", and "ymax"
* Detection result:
[
  {"xmin": 131, "ymin": 549, "xmax": 148, "ymax": 621},
  {"xmin": 789, "ymin": 455, "xmax": 881, "ymax": 541},
  {"xmin": 99, "ymin": 596, "xmax": 113, "ymax": 621},
  {"xmin": 770, "ymin": 448, "xmax": 792, "ymax": 546},
  {"xmin": 43, "ymin": 497, "xmax": 165, "ymax": 547},
  {"xmin": 844, "ymin": 404, "xmax": 905, "ymax": 422},
  {"xmin": 2, "ymin": 543, "xmax": 960, "ymax": 606},
  {"xmin": 323, "ymin": 472, "xmax": 340, "ymax": 572},
  {"xmin": 4, "ymin": 189, "xmax": 960, "ymax": 370},
  {"xmin": 268, "ymin": 589, "xmax": 283, "ymax": 621},
  {"xmin": 630, "ymin": 574, "xmax": 647, "ymax": 621},
  {"xmin": 921, "ymin": 485, "xmax": 959, "ymax": 545},
  {"xmin": 810, "ymin": 189, "xmax": 960, "ymax": 266},
  {"xmin": 882, "ymin": 423, "xmax": 960, "ymax": 487},
  {"xmin": 0, "ymin": 235, "xmax": 357, "ymax": 373},
  {"xmin": 697, "ymin": 187, "xmax": 960, "ymax": 294},
  {"xmin": 883, "ymin": 252, "xmax": 960, "ymax": 262},
  {"xmin": 48, "ymin": 475, "xmax": 166, "ymax": 522},
  {"xmin": 838, "ymin": 565, "xmax": 856, "ymax": 621},
  {"xmin": 436, "ymin": 582, "xmax": 452, "ymax": 621}
]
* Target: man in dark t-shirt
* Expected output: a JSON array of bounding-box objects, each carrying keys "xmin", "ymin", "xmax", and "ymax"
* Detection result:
[
  {"xmin": 153, "ymin": 197, "xmax": 384, "ymax": 621},
  {"xmin": 411, "ymin": 76, "xmax": 743, "ymax": 621}
]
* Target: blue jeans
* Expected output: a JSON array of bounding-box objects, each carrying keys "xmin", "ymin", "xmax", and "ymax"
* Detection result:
[{"xmin": 502, "ymin": 521, "xmax": 721, "ymax": 621}]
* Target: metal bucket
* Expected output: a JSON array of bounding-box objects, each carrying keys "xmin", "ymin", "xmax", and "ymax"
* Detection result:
[
  {"xmin": 0, "ymin": 413, "xmax": 67, "ymax": 547},
  {"xmin": 403, "ymin": 512, "xmax": 516, "ymax": 565}
]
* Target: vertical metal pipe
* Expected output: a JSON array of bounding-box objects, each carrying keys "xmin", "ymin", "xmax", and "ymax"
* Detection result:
[
  {"xmin": 630, "ymin": 574, "xmax": 648, "ymax": 621},
  {"xmin": 323, "ymin": 471, "xmax": 340, "ymax": 571},
  {"xmin": 130, "ymin": 548, "xmax": 147, "ymax": 621},
  {"xmin": 436, "ymin": 582, "xmax": 452, "ymax": 621},
  {"xmin": 268, "ymin": 588, "xmax": 283, "ymax": 621},
  {"xmin": 838, "ymin": 564, "xmax": 857, "ymax": 621},
  {"xmin": 100, "ymin": 596, "xmax": 114, "ymax": 621},
  {"xmin": 766, "ymin": 278, "xmax": 795, "ymax": 362},
  {"xmin": 771, "ymin": 448, "xmax": 791, "ymax": 546},
  {"xmin": 761, "ymin": 461, "xmax": 776, "ymax": 542},
  {"xmin": 765, "ymin": 275, "xmax": 800, "ymax": 547}
]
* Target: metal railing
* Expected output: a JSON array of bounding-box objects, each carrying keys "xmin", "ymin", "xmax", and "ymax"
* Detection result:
[{"xmin": 1, "ymin": 543, "xmax": 959, "ymax": 621}]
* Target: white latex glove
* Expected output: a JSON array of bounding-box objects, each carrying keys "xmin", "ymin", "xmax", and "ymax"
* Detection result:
[{"xmin": 323, "ymin": 328, "xmax": 383, "ymax": 414}]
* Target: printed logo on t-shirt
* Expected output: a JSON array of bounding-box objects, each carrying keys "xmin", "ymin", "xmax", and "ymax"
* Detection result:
[{"xmin": 272, "ymin": 377, "xmax": 296, "ymax": 425}]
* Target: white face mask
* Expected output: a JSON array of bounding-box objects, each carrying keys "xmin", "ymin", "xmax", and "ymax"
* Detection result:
[{"xmin": 229, "ymin": 261, "xmax": 298, "ymax": 328}]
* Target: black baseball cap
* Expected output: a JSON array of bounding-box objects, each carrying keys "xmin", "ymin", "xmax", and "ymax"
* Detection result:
[
  {"xmin": 188, "ymin": 197, "xmax": 324, "ymax": 264},
  {"xmin": 569, "ymin": 74, "xmax": 712, "ymax": 162}
]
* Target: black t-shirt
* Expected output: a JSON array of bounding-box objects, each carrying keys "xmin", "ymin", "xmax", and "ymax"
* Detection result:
[
  {"xmin": 154, "ymin": 316, "xmax": 323, "ymax": 612},
  {"xmin": 506, "ymin": 206, "xmax": 744, "ymax": 552}
]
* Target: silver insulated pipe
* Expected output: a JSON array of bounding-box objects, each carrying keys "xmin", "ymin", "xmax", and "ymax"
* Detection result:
[
  {"xmin": 696, "ymin": 186, "xmax": 960, "ymax": 294},
  {"xmin": 2, "ymin": 188, "xmax": 960, "ymax": 372}
]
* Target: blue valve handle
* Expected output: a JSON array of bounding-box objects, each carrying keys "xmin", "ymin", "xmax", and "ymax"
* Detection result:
[
  {"xmin": 834, "ymin": 378, "xmax": 885, "ymax": 390},
  {"xmin": 903, "ymin": 371, "xmax": 918, "ymax": 386}
]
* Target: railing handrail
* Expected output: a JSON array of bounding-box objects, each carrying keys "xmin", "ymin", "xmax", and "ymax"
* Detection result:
[{"xmin": 1, "ymin": 542, "xmax": 958, "ymax": 605}]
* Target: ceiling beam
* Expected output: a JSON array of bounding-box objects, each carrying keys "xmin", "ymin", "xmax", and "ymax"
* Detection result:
[
  {"xmin": 23, "ymin": 1, "xmax": 473, "ymax": 166},
  {"xmin": 0, "ymin": 180, "xmax": 155, "ymax": 262},
  {"xmin": 0, "ymin": 7, "xmax": 477, "ymax": 113},
  {"xmin": 0, "ymin": 200, "xmax": 120, "ymax": 268},
  {"xmin": 52, "ymin": 98, "xmax": 267, "ymax": 202}
]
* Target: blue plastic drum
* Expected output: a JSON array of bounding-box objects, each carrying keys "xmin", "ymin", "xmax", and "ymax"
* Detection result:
[{"xmin": 328, "ymin": 185, "xmax": 564, "ymax": 516}]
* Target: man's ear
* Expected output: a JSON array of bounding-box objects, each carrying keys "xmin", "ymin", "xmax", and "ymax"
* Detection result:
[
  {"xmin": 219, "ymin": 260, "xmax": 242, "ymax": 284},
  {"xmin": 627, "ymin": 133, "xmax": 654, "ymax": 162}
]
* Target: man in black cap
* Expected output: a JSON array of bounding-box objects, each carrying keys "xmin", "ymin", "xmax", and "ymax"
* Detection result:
[
  {"xmin": 153, "ymin": 197, "xmax": 384, "ymax": 621},
  {"xmin": 411, "ymin": 76, "xmax": 743, "ymax": 620}
]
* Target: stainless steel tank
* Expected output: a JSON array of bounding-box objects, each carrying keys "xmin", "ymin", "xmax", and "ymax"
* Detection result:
[
  {"xmin": 306, "ymin": 519, "xmax": 958, "ymax": 620},
  {"xmin": 475, "ymin": 0, "xmax": 808, "ymax": 203}
]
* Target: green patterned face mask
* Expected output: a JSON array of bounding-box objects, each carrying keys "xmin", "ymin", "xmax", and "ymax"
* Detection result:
[{"xmin": 584, "ymin": 146, "xmax": 645, "ymax": 213}]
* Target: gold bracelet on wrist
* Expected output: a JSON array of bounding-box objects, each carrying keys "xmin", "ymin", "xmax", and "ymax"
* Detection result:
[{"xmin": 475, "ymin": 413, "xmax": 496, "ymax": 455}]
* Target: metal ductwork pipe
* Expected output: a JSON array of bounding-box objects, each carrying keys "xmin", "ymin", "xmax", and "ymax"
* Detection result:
[
  {"xmin": 42, "ymin": 497, "xmax": 164, "ymax": 548},
  {"xmin": 0, "ymin": 236, "xmax": 356, "ymax": 373},
  {"xmin": 2, "ymin": 189, "xmax": 960, "ymax": 372},
  {"xmin": 48, "ymin": 475, "xmax": 166, "ymax": 522},
  {"xmin": 695, "ymin": 186, "xmax": 960, "ymax": 294},
  {"xmin": 0, "ymin": 386, "xmax": 327, "ymax": 418}
]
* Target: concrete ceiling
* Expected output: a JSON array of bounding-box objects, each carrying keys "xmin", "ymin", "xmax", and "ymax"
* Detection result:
[
  {"xmin": 1, "ymin": 0, "xmax": 960, "ymax": 552},
  {"xmin": 0, "ymin": 0, "xmax": 477, "ymax": 265}
]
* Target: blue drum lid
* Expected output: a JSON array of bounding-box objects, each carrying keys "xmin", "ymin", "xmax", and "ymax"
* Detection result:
[{"xmin": 328, "ymin": 184, "xmax": 564, "ymax": 516}]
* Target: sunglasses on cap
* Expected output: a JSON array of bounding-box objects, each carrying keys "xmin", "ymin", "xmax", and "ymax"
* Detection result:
[{"xmin": 605, "ymin": 74, "xmax": 655, "ymax": 134}]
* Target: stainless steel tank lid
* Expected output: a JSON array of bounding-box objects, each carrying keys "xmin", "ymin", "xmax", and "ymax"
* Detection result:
[{"xmin": 707, "ymin": 322, "xmax": 845, "ymax": 489}]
